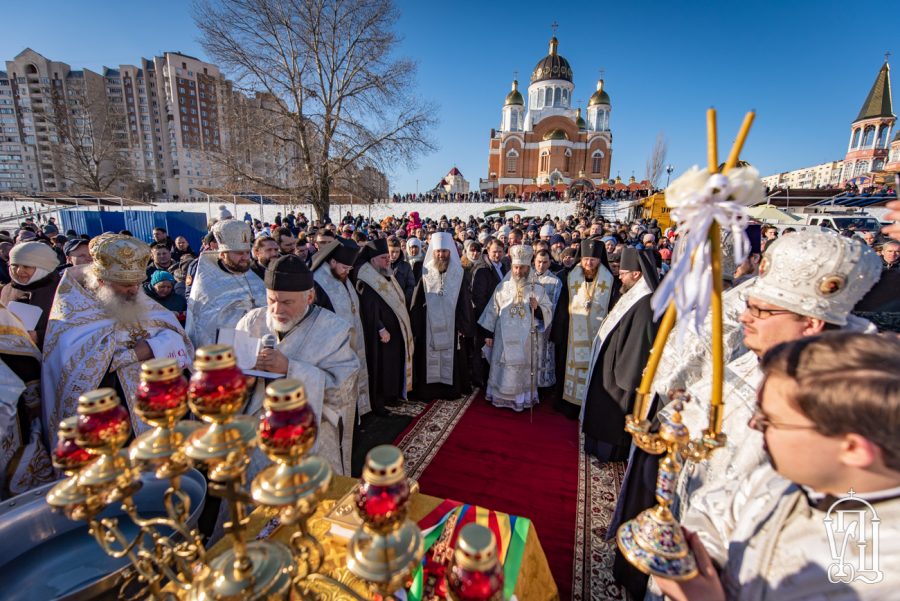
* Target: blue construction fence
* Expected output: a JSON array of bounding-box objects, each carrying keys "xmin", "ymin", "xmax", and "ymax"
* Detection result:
[{"xmin": 58, "ymin": 209, "xmax": 209, "ymax": 250}]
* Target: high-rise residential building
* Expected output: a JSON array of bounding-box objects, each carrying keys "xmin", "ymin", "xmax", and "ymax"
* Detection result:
[
  {"xmin": 1, "ymin": 48, "xmax": 345, "ymax": 201},
  {"xmin": 760, "ymin": 160, "xmax": 845, "ymax": 189}
]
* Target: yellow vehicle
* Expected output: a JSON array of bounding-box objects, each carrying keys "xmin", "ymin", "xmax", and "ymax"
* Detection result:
[{"xmin": 640, "ymin": 192, "xmax": 672, "ymax": 230}]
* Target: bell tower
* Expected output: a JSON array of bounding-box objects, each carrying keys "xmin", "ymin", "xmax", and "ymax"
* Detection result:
[{"xmin": 842, "ymin": 58, "xmax": 894, "ymax": 184}]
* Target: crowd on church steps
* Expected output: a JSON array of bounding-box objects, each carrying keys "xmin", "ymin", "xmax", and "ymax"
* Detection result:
[{"xmin": 2, "ymin": 197, "xmax": 900, "ymax": 600}]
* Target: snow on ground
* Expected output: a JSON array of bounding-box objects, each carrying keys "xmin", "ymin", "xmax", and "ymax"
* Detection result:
[{"xmin": 0, "ymin": 200, "xmax": 592, "ymax": 225}]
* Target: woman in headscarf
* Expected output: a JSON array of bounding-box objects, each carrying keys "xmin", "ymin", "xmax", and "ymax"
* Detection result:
[
  {"xmin": 144, "ymin": 270, "xmax": 187, "ymax": 325},
  {"xmin": 0, "ymin": 241, "xmax": 61, "ymax": 350}
]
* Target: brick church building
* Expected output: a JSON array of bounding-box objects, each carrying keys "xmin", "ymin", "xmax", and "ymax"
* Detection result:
[{"xmin": 482, "ymin": 35, "xmax": 613, "ymax": 198}]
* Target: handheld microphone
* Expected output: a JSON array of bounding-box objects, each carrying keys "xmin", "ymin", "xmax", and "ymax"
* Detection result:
[{"xmin": 261, "ymin": 334, "xmax": 277, "ymax": 350}]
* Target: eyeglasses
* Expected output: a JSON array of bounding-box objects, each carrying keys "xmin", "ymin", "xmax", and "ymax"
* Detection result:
[
  {"xmin": 749, "ymin": 408, "xmax": 818, "ymax": 433},
  {"xmin": 744, "ymin": 301, "xmax": 797, "ymax": 320}
]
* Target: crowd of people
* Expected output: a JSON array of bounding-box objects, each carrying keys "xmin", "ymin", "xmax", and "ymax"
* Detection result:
[{"xmin": 1, "ymin": 195, "xmax": 899, "ymax": 598}]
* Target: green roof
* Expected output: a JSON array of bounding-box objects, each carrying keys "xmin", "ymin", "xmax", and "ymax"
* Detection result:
[{"xmin": 855, "ymin": 62, "xmax": 893, "ymax": 122}]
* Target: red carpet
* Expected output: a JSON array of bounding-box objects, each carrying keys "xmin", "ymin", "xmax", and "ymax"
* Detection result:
[{"xmin": 410, "ymin": 394, "xmax": 580, "ymax": 599}]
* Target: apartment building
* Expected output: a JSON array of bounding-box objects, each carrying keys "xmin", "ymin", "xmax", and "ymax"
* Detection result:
[
  {"xmin": 760, "ymin": 160, "xmax": 845, "ymax": 189},
  {"xmin": 3, "ymin": 48, "xmax": 267, "ymax": 200}
]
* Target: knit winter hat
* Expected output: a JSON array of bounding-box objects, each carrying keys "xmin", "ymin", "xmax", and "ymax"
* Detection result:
[
  {"xmin": 9, "ymin": 241, "xmax": 59, "ymax": 272},
  {"xmin": 150, "ymin": 270, "xmax": 176, "ymax": 286}
]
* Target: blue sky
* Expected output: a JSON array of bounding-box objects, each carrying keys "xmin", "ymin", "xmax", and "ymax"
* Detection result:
[{"xmin": 1, "ymin": 0, "xmax": 892, "ymax": 194}]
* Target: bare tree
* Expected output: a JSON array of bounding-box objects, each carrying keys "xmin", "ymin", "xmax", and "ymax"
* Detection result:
[
  {"xmin": 645, "ymin": 131, "xmax": 667, "ymax": 189},
  {"xmin": 47, "ymin": 74, "xmax": 131, "ymax": 192},
  {"xmin": 193, "ymin": 0, "xmax": 437, "ymax": 219}
]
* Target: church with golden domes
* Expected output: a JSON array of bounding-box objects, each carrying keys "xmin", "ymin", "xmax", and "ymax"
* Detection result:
[{"xmin": 482, "ymin": 35, "xmax": 612, "ymax": 197}]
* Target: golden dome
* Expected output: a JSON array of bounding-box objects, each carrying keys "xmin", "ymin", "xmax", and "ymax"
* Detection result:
[
  {"xmin": 575, "ymin": 108, "xmax": 586, "ymax": 129},
  {"xmin": 505, "ymin": 79, "xmax": 524, "ymax": 106},
  {"xmin": 589, "ymin": 79, "xmax": 611, "ymax": 106},
  {"xmin": 542, "ymin": 128, "xmax": 569, "ymax": 141},
  {"xmin": 531, "ymin": 37, "xmax": 573, "ymax": 84}
]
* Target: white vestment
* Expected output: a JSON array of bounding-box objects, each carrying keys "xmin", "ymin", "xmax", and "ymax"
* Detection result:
[
  {"xmin": 679, "ymin": 464, "xmax": 900, "ymax": 600},
  {"xmin": 562, "ymin": 265, "xmax": 614, "ymax": 405},
  {"xmin": 533, "ymin": 270, "xmax": 562, "ymax": 388},
  {"xmin": 478, "ymin": 276, "xmax": 552, "ymax": 410},
  {"xmin": 235, "ymin": 305, "xmax": 359, "ymax": 476},
  {"xmin": 43, "ymin": 266, "xmax": 193, "ymax": 449},
  {"xmin": 418, "ymin": 240, "xmax": 463, "ymax": 385},
  {"xmin": 313, "ymin": 266, "xmax": 371, "ymax": 417},
  {"xmin": 186, "ymin": 252, "xmax": 266, "ymax": 349},
  {"xmin": 0, "ymin": 305, "xmax": 54, "ymax": 497}
]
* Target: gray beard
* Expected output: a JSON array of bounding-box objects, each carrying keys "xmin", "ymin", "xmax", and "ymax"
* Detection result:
[
  {"xmin": 375, "ymin": 265, "xmax": 393, "ymax": 278},
  {"xmin": 86, "ymin": 272, "xmax": 149, "ymax": 325},
  {"xmin": 434, "ymin": 258, "xmax": 449, "ymax": 273},
  {"xmin": 266, "ymin": 310, "xmax": 304, "ymax": 334}
]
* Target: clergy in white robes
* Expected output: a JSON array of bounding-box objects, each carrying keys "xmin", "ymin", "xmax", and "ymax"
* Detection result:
[
  {"xmin": 236, "ymin": 254, "xmax": 359, "ymax": 477},
  {"xmin": 478, "ymin": 245, "xmax": 552, "ymax": 411},
  {"xmin": 409, "ymin": 232, "xmax": 472, "ymax": 401},
  {"xmin": 186, "ymin": 219, "xmax": 265, "ymax": 349},
  {"xmin": 312, "ymin": 238, "xmax": 370, "ymax": 418},
  {"xmin": 656, "ymin": 333, "xmax": 900, "ymax": 601},
  {"xmin": 552, "ymin": 238, "xmax": 614, "ymax": 419},
  {"xmin": 532, "ymin": 249, "xmax": 562, "ymax": 390},
  {"xmin": 43, "ymin": 234, "xmax": 193, "ymax": 449},
  {"xmin": 0, "ymin": 302, "xmax": 53, "ymax": 498}
]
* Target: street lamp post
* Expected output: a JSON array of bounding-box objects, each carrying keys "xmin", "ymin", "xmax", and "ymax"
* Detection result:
[{"xmin": 665, "ymin": 164, "xmax": 675, "ymax": 188}]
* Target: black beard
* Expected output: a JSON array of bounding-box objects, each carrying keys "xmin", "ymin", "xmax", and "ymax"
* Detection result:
[{"xmin": 223, "ymin": 258, "xmax": 250, "ymax": 273}]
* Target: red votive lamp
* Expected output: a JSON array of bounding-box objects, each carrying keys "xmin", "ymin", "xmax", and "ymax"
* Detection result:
[
  {"xmin": 356, "ymin": 445, "xmax": 411, "ymax": 533},
  {"xmin": 135, "ymin": 358, "xmax": 189, "ymax": 426},
  {"xmin": 53, "ymin": 416, "xmax": 92, "ymax": 473},
  {"xmin": 188, "ymin": 344, "xmax": 248, "ymax": 421},
  {"xmin": 75, "ymin": 388, "xmax": 131, "ymax": 451},
  {"xmin": 447, "ymin": 523, "xmax": 504, "ymax": 601},
  {"xmin": 258, "ymin": 379, "xmax": 316, "ymax": 461}
]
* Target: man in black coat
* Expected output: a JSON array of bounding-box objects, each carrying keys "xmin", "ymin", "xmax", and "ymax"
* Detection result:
[
  {"xmin": 388, "ymin": 237, "xmax": 416, "ymax": 307},
  {"xmin": 356, "ymin": 239, "xmax": 414, "ymax": 415},
  {"xmin": 469, "ymin": 238, "xmax": 508, "ymax": 388}
]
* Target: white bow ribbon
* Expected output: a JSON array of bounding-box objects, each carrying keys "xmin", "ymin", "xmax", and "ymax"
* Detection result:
[{"xmin": 651, "ymin": 166, "xmax": 764, "ymax": 331}]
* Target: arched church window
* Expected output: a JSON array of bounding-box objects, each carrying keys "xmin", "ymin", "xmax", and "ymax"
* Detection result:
[
  {"xmin": 862, "ymin": 126, "xmax": 876, "ymax": 148},
  {"xmin": 591, "ymin": 150, "xmax": 604, "ymax": 173},
  {"xmin": 553, "ymin": 87, "xmax": 562, "ymax": 107},
  {"xmin": 564, "ymin": 149, "xmax": 572, "ymax": 173},
  {"xmin": 562, "ymin": 88, "xmax": 568, "ymax": 106},
  {"xmin": 877, "ymin": 126, "xmax": 890, "ymax": 148},
  {"xmin": 540, "ymin": 150, "xmax": 549, "ymax": 173},
  {"xmin": 851, "ymin": 129, "xmax": 861, "ymax": 148},
  {"xmin": 506, "ymin": 149, "xmax": 519, "ymax": 173},
  {"xmin": 544, "ymin": 87, "xmax": 552, "ymax": 107},
  {"xmin": 873, "ymin": 158, "xmax": 885, "ymax": 172},
  {"xmin": 854, "ymin": 160, "xmax": 869, "ymax": 176}
]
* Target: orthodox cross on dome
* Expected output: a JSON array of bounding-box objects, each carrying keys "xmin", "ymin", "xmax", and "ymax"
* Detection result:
[
  {"xmin": 886, "ymin": 51, "xmax": 892, "ymax": 63},
  {"xmin": 551, "ymin": 21, "xmax": 559, "ymax": 36},
  {"xmin": 598, "ymin": 68, "xmax": 606, "ymax": 80},
  {"xmin": 513, "ymin": 70, "xmax": 518, "ymax": 81}
]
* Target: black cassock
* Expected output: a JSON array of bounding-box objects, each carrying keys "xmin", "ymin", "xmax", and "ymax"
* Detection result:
[
  {"xmin": 581, "ymin": 294, "xmax": 658, "ymax": 462},
  {"xmin": 408, "ymin": 275, "xmax": 473, "ymax": 401},
  {"xmin": 356, "ymin": 277, "xmax": 409, "ymax": 410}
]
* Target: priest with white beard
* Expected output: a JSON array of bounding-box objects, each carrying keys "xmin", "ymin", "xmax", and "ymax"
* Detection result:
[
  {"xmin": 186, "ymin": 219, "xmax": 266, "ymax": 349},
  {"xmin": 478, "ymin": 245, "xmax": 553, "ymax": 411},
  {"xmin": 580, "ymin": 248, "xmax": 660, "ymax": 461},
  {"xmin": 312, "ymin": 238, "xmax": 371, "ymax": 419},
  {"xmin": 409, "ymin": 232, "xmax": 472, "ymax": 401},
  {"xmin": 43, "ymin": 234, "xmax": 193, "ymax": 448},
  {"xmin": 235, "ymin": 254, "xmax": 359, "ymax": 476}
]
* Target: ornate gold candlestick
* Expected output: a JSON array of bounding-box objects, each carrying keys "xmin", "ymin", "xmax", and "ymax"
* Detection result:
[
  {"xmin": 183, "ymin": 344, "xmax": 294, "ymax": 600},
  {"xmin": 347, "ymin": 445, "xmax": 424, "ymax": 598},
  {"xmin": 617, "ymin": 109, "xmax": 758, "ymax": 581}
]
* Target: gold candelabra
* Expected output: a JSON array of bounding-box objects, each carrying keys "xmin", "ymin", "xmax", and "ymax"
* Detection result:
[
  {"xmin": 616, "ymin": 108, "xmax": 756, "ymax": 581},
  {"xmin": 45, "ymin": 345, "xmax": 425, "ymax": 600}
]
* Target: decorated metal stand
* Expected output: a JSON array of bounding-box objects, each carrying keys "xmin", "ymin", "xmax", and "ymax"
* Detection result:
[
  {"xmin": 45, "ymin": 344, "xmax": 429, "ymax": 600},
  {"xmin": 616, "ymin": 108, "xmax": 759, "ymax": 580}
]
